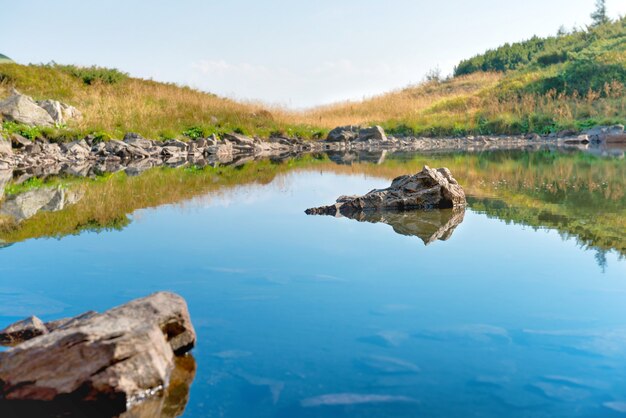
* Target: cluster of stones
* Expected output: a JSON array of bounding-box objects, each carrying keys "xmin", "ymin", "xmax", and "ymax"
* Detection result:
[
  {"xmin": 0, "ymin": 292, "xmax": 196, "ymax": 415},
  {"xmin": 0, "ymin": 89, "xmax": 81, "ymax": 127}
]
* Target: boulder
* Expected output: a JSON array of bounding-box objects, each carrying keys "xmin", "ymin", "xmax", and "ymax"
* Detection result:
[
  {"xmin": 0, "ymin": 316, "xmax": 48, "ymax": 347},
  {"xmin": 0, "ymin": 93, "xmax": 55, "ymax": 126},
  {"xmin": 357, "ymin": 125, "xmax": 387, "ymax": 142},
  {"xmin": 0, "ymin": 292, "xmax": 196, "ymax": 413},
  {"xmin": 326, "ymin": 126, "xmax": 359, "ymax": 142},
  {"xmin": 306, "ymin": 166, "xmax": 466, "ymax": 215},
  {"xmin": 123, "ymin": 133, "xmax": 153, "ymax": 150},
  {"xmin": 36, "ymin": 100, "xmax": 64, "ymax": 123}
]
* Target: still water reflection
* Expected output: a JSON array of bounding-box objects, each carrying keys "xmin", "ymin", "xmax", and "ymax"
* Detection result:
[{"xmin": 0, "ymin": 149, "xmax": 625, "ymax": 417}]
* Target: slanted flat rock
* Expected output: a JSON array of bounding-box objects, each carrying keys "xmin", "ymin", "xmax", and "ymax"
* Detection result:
[
  {"xmin": 306, "ymin": 166, "xmax": 466, "ymax": 216},
  {"xmin": 0, "ymin": 292, "xmax": 196, "ymax": 413}
]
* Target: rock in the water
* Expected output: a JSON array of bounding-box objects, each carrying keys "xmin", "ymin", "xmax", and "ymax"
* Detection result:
[
  {"xmin": 358, "ymin": 125, "xmax": 387, "ymax": 142},
  {"xmin": 0, "ymin": 93, "xmax": 55, "ymax": 127},
  {"xmin": 306, "ymin": 166, "xmax": 466, "ymax": 215},
  {"xmin": 44, "ymin": 311, "xmax": 99, "ymax": 332},
  {"xmin": 0, "ymin": 292, "xmax": 196, "ymax": 411},
  {"xmin": 326, "ymin": 126, "xmax": 360, "ymax": 142},
  {"xmin": 0, "ymin": 316, "xmax": 48, "ymax": 347}
]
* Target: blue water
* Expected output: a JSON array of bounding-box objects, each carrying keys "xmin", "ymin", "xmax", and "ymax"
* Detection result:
[{"xmin": 1, "ymin": 169, "xmax": 626, "ymax": 417}]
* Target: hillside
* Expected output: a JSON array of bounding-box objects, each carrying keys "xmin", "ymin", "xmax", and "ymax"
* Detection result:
[
  {"xmin": 0, "ymin": 54, "xmax": 13, "ymax": 64},
  {"xmin": 0, "ymin": 18, "xmax": 624, "ymax": 141}
]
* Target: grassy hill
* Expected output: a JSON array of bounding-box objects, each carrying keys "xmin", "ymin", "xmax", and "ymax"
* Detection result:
[
  {"xmin": 0, "ymin": 54, "xmax": 13, "ymax": 64},
  {"xmin": 0, "ymin": 17, "xmax": 624, "ymax": 141}
]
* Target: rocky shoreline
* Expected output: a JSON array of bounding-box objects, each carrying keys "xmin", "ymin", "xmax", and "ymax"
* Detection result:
[
  {"xmin": 1, "ymin": 90, "xmax": 625, "ymax": 178},
  {"xmin": 1, "ymin": 126, "xmax": 622, "ymax": 178}
]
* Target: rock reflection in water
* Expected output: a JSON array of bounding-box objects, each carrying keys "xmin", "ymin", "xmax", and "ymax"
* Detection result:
[
  {"xmin": 0, "ymin": 186, "xmax": 85, "ymax": 223},
  {"xmin": 342, "ymin": 208, "xmax": 465, "ymax": 245},
  {"xmin": 0, "ymin": 355, "xmax": 196, "ymax": 418}
]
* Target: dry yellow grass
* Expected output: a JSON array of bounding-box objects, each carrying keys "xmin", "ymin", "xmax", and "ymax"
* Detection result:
[
  {"xmin": 278, "ymin": 72, "xmax": 503, "ymax": 128},
  {"xmin": 1, "ymin": 63, "xmax": 624, "ymax": 140}
]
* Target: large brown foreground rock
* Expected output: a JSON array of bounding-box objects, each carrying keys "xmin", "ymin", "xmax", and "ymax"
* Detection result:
[
  {"xmin": 0, "ymin": 292, "xmax": 196, "ymax": 414},
  {"xmin": 306, "ymin": 166, "xmax": 466, "ymax": 216}
]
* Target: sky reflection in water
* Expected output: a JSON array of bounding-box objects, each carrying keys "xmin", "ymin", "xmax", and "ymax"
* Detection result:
[{"xmin": 0, "ymin": 166, "xmax": 625, "ymax": 417}]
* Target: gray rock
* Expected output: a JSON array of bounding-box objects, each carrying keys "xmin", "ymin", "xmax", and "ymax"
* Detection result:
[
  {"xmin": 0, "ymin": 135, "xmax": 11, "ymax": 156},
  {"xmin": 0, "ymin": 93, "xmax": 55, "ymax": 126},
  {"xmin": 326, "ymin": 126, "xmax": 359, "ymax": 142},
  {"xmin": 11, "ymin": 134, "xmax": 31, "ymax": 149},
  {"xmin": 557, "ymin": 129, "xmax": 578, "ymax": 138},
  {"xmin": 223, "ymin": 133, "xmax": 255, "ymax": 146},
  {"xmin": 0, "ymin": 292, "xmax": 196, "ymax": 410},
  {"xmin": 36, "ymin": 100, "xmax": 82, "ymax": 125},
  {"xmin": 36, "ymin": 100, "xmax": 63, "ymax": 123},
  {"xmin": 306, "ymin": 166, "xmax": 466, "ymax": 215},
  {"xmin": 358, "ymin": 125, "xmax": 387, "ymax": 142},
  {"xmin": 0, "ymin": 316, "xmax": 48, "ymax": 347},
  {"xmin": 63, "ymin": 140, "xmax": 91, "ymax": 159},
  {"xmin": 163, "ymin": 139, "xmax": 188, "ymax": 151},
  {"xmin": 124, "ymin": 133, "xmax": 153, "ymax": 150}
]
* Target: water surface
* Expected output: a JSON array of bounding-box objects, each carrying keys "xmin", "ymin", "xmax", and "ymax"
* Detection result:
[{"xmin": 0, "ymin": 149, "xmax": 625, "ymax": 417}]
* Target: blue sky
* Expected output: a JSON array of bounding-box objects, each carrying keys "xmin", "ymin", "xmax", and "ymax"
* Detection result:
[{"xmin": 2, "ymin": 0, "xmax": 625, "ymax": 107}]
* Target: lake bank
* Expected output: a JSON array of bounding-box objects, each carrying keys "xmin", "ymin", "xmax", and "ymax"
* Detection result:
[{"xmin": 1, "ymin": 126, "xmax": 622, "ymax": 179}]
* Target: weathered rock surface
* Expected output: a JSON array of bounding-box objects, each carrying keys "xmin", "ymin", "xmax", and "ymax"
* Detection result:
[
  {"xmin": 0, "ymin": 292, "xmax": 196, "ymax": 413},
  {"xmin": 0, "ymin": 92, "xmax": 55, "ymax": 126},
  {"xmin": 326, "ymin": 125, "xmax": 360, "ymax": 142},
  {"xmin": 0, "ymin": 135, "xmax": 11, "ymax": 156},
  {"xmin": 306, "ymin": 166, "xmax": 466, "ymax": 216},
  {"xmin": 345, "ymin": 208, "xmax": 466, "ymax": 245},
  {"xmin": 0, "ymin": 316, "xmax": 48, "ymax": 346},
  {"xmin": 37, "ymin": 99, "xmax": 82, "ymax": 124},
  {"xmin": 357, "ymin": 125, "xmax": 388, "ymax": 142}
]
